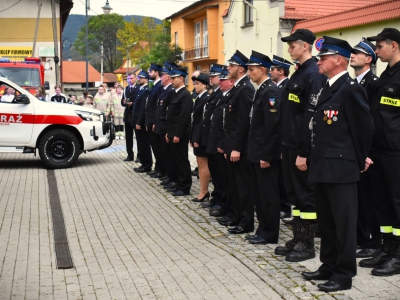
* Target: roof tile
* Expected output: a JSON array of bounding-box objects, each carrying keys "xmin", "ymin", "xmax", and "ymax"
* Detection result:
[{"xmin": 293, "ymin": 0, "xmax": 400, "ymax": 33}]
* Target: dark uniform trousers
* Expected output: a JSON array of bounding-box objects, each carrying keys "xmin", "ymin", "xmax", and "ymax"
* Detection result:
[
  {"xmin": 215, "ymin": 153, "xmax": 229, "ymax": 213},
  {"xmin": 225, "ymin": 155, "xmax": 254, "ymax": 231},
  {"xmin": 169, "ymin": 139, "xmax": 192, "ymax": 192},
  {"xmin": 147, "ymin": 127, "xmax": 165, "ymax": 174},
  {"xmin": 250, "ymin": 163, "xmax": 280, "ymax": 242},
  {"xmin": 125, "ymin": 122, "xmax": 135, "ymax": 159},
  {"xmin": 207, "ymin": 153, "xmax": 223, "ymax": 201},
  {"xmin": 309, "ymin": 74, "xmax": 374, "ymax": 287},
  {"xmin": 281, "ymin": 145, "xmax": 314, "ymax": 216},
  {"xmin": 315, "ymin": 182, "xmax": 357, "ymax": 287},
  {"xmin": 163, "ymin": 136, "xmax": 178, "ymax": 182}
]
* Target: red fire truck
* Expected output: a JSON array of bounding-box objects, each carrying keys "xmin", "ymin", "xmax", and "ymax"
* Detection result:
[{"xmin": 0, "ymin": 57, "xmax": 49, "ymax": 96}]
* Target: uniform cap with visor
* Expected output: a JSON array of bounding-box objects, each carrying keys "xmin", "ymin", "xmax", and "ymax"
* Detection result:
[
  {"xmin": 209, "ymin": 63, "xmax": 225, "ymax": 76},
  {"xmin": 219, "ymin": 66, "xmax": 229, "ymax": 80},
  {"xmin": 228, "ymin": 50, "xmax": 249, "ymax": 69},
  {"xmin": 246, "ymin": 50, "xmax": 272, "ymax": 68},
  {"xmin": 272, "ymin": 55, "xmax": 293, "ymax": 69},
  {"xmin": 352, "ymin": 38, "xmax": 377, "ymax": 64},
  {"xmin": 367, "ymin": 28, "xmax": 400, "ymax": 44},
  {"xmin": 316, "ymin": 36, "xmax": 353, "ymax": 59},
  {"xmin": 281, "ymin": 29, "xmax": 316, "ymax": 45}
]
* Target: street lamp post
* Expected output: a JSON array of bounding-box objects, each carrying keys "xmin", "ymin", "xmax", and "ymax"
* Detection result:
[{"xmin": 85, "ymin": 1, "xmax": 112, "ymax": 91}]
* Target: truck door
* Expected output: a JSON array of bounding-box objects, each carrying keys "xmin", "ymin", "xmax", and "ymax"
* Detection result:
[{"xmin": 0, "ymin": 83, "xmax": 34, "ymax": 145}]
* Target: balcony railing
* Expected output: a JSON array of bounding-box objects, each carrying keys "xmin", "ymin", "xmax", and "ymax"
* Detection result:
[{"xmin": 183, "ymin": 45, "xmax": 209, "ymax": 61}]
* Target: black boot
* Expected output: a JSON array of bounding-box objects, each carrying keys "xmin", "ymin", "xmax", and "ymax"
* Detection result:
[
  {"xmin": 275, "ymin": 217, "xmax": 301, "ymax": 256},
  {"xmin": 285, "ymin": 221, "xmax": 316, "ymax": 262},
  {"xmin": 359, "ymin": 234, "xmax": 394, "ymax": 268},
  {"xmin": 371, "ymin": 241, "xmax": 400, "ymax": 276}
]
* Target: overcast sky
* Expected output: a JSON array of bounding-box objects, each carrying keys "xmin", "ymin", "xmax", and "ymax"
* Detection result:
[{"xmin": 70, "ymin": 0, "xmax": 197, "ymax": 20}]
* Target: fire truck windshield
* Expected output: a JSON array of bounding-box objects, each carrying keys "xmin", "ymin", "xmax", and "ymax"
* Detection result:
[{"xmin": 0, "ymin": 67, "xmax": 40, "ymax": 87}]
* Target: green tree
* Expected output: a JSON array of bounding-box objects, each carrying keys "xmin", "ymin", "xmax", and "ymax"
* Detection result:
[
  {"xmin": 117, "ymin": 19, "xmax": 182, "ymax": 70},
  {"xmin": 74, "ymin": 14, "xmax": 124, "ymax": 72}
]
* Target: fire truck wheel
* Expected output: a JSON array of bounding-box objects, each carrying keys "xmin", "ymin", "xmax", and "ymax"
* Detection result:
[{"xmin": 38, "ymin": 129, "xmax": 81, "ymax": 169}]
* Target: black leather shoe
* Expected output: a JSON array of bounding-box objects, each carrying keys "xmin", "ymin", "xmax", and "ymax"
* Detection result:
[
  {"xmin": 201, "ymin": 202, "xmax": 214, "ymax": 208},
  {"xmin": 359, "ymin": 249, "xmax": 391, "ymax": 268},
  {"xmin": 302, "ymin": 270, "xmax": 331, "ymax": 281},
  {"xmin": 218, "ymin": 220, "xmax": 237, "ymax": 227},
  {"xmin": 164, "ymin": 182, "xmax": 178, "ymax": 189},
  {"xmin": 209, "ymin": 205, "xmax": 222, "ymax": 211},
  {"xmin": 245, "ymin": 235, "xmax": 258, "ymax": 240},
  {"xmin": 135, "ymin": 158, "xmax": 141, "ymax": 163},
  {"xmin": 249, "ymin": 236, "xmax": 268, "ymax": 245},
  {"xmin": 160, "ymin": 179, "xmax": 171, "ymax": 186},
  {"xmin": 134, "ymin": 167, "xmax": 151, "ymax": 173},
  {"xmin": 172, "ymin": 190, "xmax": 190, "ymax": 196},
  {"xmin": 191, "ymin": 169, "xmax": 198, "ymax": 176},
  {"xmin": 159, "ymin": 175, "xmax": 169, "ymax": 181},
  {"xmin": 209, "ymin": 210, "xmax": 224, "ymax": 217},
  {"xmin": 217, "ymin": 216, "xmax": 230, "ymax": 222},
  {"xmin": 282, "ymin": 219, "xmax": 294, "ymax": 226},
  {"xmin": 228, "ymin": 226, "xmax": 251, "ymax": 234},
  {"xmin": 152, "ymin": 172, "xmax": 165, "ymax": 179},
  {"xmin": 317, "ymin": 281, "xmax": 350, "ymax": 292},
  {"xmin": 356, "ymin": 248, "xmax": 380, "ymax": 258},
  {"xmin": 166, "ymin": 186, "xmax": 178, "ymax": 192},
  {"xmin": 280, "ymin": 211, "xmax": 292, "ymax": 219},
  {"xmin": 191, "ymin": 192, "xmax": 210, "ymax": 203},
  {"xmin": 147, "ymin": 170, "xmax": 158, "ymax": 176},
  {"xmin": 124, "ymin": 157, "xmax": 133, "ymax": 161}
]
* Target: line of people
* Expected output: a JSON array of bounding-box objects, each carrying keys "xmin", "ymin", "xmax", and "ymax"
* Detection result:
[{"xmin": 121, "ymin": 27, "xmax": 400, "ymax": 293}]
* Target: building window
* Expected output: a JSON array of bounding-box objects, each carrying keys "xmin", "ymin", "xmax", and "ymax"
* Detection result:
[
  {"xmin": 244, "ymin": 0, "xmax": 253, "ymax": 25},
  {"xmin": 194, "ymin": 22, "xmax": 201, "ymax": 58},
  {"xmin": 174, "ymin": 32, "xmax": 178, "ymax": 46},
  {"xmin": 203, "ymin": 19, "xmax": 209, "ymax": 58}
]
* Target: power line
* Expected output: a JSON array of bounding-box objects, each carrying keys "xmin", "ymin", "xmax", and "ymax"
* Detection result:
[{"xmin": 0, "ymin": 0, "xmax": 22, "ymax": 13}]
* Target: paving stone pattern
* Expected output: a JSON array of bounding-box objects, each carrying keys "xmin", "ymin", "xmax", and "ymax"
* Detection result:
[{"xmin": 0, "ymin": 140, "xmax": 399, "ymax": 299}]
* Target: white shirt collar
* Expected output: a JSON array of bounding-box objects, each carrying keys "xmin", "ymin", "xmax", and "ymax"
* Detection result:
[
  {"xmin": 153, "ymin": 78, "xmax": 161, "ymax": 85},
  {"xmin": 140, "ymin": 84, "xmax": 148, "ymax": 90},
  {"xmin": 175, "ymin": 85, "xmax": 185, "ymax": 93},
  {"xmin": 328, "ymin": 70, "xmax": 347, "ymax": 87},
  {"xmin": 276, "ymin": 77, "xmax": 287, "ymax": 87},
  {"xmin": 197, "ymin": 90, "xmax": 207, "ymax": 98},
  {"xmin": 234, "ymin": 74, "xmax": 247, "ymax": 87},
  {"xmin": 223, "ymin": 88, "xmax": 232, "ymax": 96},
  {"xmin": 163, "ymin": 83, "xmax": 172, "ymax": 90},
  {"xmin": 356, "ymin": 69, "xmax": 370, "ymax": 83}
]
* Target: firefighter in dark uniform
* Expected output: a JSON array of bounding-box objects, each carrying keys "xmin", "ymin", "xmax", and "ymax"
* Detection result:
[
  {"xmin": 133, "ymin": 71, "xmax": 152, "ymax": 173},
  {"xmin": 199, "ymin": 64, "xmax": 224, "ymax": 209},
  {"xmin": 145, "ymin": 63, "xmax": 165, "ymax": 178},
  {"xmin": 301, "ymin": 36, "xmax": 374, "ymax": 292},
  {"xmin": 219, "ymin": 50, "xmax": 255, "ymax": 235},
  {"xmin": 245, "ymin": 51, "xmax": 281, "ymax": 244},
  {"xmin": 122, "ymin": 73, "xmax": 139, "ymax": 161},
  {"xmin": 166, "ymin": 67, "xmax": 193, "ymax": 196},
  {"xmin": 205, "ymin": 67, "xmax": 234, "ymax": 219},
  {"xmin": 350, "ymin": 38, "xmax": 381, "ymax": 258},
  {"xmin": 155, "ymin": 63, "xmax": 179, "ymax": 188},
  {"xmin": 274, "ymin": 29, "xmax": 326, "ymax": 262},
  {"xmin": 270, "ymin": 55, "xmax": 294, "ymax": 220},
  {"xmin": 359, "ymin": 28, "xmax": 400, "ymax": 277}
]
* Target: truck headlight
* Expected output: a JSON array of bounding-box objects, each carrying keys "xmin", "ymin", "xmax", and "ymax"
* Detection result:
[{"xmin": 75, "ymin": 110, "xmax": 102, "ymax": 121}]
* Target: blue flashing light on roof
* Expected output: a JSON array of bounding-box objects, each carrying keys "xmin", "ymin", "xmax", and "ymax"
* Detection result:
[{"xmin": 0, "ymin": 58, "xmax": 11, "ymax": 63}]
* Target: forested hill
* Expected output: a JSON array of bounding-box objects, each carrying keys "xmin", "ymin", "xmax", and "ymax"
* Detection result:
[{"xmin": 62, "ymin": 14, "xmax": 162, "ymax": 43}]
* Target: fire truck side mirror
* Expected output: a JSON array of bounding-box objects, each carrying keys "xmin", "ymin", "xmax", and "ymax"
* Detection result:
[
  {"xmin": 44, "ymin": 81, "xmax": 50, "ymax": 90},
  {"xmin": 14, "ymin": 94, "xmax": 30, "ymax": 104}
]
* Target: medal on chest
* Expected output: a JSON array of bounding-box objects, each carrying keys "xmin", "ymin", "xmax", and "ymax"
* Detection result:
[{"xmin": 323, "ymin": 110, "xmax": 338, "ymax": 125}]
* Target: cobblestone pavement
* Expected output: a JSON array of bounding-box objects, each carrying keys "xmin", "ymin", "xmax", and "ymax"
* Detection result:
[{"xmin": 0, "ymin": 139, "xmax": 399, "ymax": 300}]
